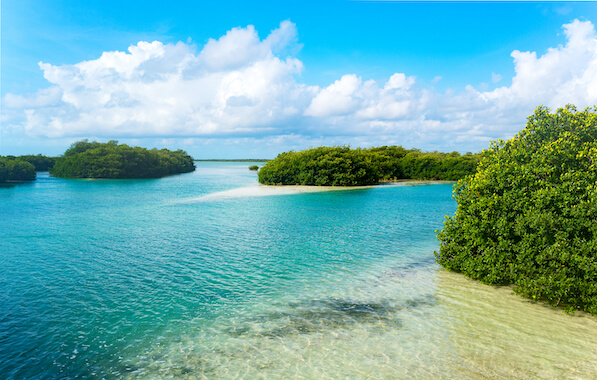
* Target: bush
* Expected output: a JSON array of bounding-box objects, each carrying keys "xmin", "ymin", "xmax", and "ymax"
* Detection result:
[
  {"xmin": 436, "ymin": 105, "xmax": 597, "ymax": 314},
  {"xmin": 248, "ymin": 165, "xmax": 259, "ymax": 171},
  {"xmin": 258, "ymin": 146, "xmax": 379, "ymax": 186},
  {"xmin": 0, "ymin": 158, "xmax": 36, "ymax": 182},
  {"xmin": 50, "ymin": 140, "xmax": 196, "ymax": 179},
  {"xmin": 17, "ymin": 154, "xmax": 57, "ymax": 171},
  {"xmin": 257, "ymin": 146, "xmax": 482, "ymax": 186}
]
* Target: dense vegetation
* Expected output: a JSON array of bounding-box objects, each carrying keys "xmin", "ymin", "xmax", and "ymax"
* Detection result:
[
  {"xmin": 248, "ymin": 165, "xmax": 259, "ymax": 171},
  {"xmin": 18, "ymin": 154, "xmax": 57, "ymax": 171},
  {"xmin": 436, "ymin": 106, "xmax": 597, "ymax": 314},
  {"xmin": 1, "ymin": 154, "xmax": 56, "ymax": 172},
  {"xmin": 257, "ymin": 146, "xmax": 480, "ymax": 186},
  {"xmin": 0, "ymin": 157, "xmax": 36, "ymax": 182},
  {"xmin": 50, "ymin": 140, "xmax": 195, "ymax": 179}
]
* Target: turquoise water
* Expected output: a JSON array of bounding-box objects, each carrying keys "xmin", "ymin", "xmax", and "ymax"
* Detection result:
[{"xmin": 1, "ymin": 162, "xmax": 597, "ymax": 379}]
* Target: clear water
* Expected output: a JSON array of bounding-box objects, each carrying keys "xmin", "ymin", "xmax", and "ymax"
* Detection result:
[{"xmin": 1, "ymin": 162, "xmax": 596, "ymax": 379}]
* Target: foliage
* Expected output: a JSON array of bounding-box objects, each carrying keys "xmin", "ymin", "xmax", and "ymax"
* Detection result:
[
  {"xmin": 248, "ymin": 165, "xmax": 259, "ymax": 171},
  {"xmin": 436, "ymin": 105, "xmax": 597, "ymax": 314},
  {"xmin": 257, "ymin": 145, "xmax": 481, "ymax": 186},
  {"xmin": 0, "ymin": 157, "xmax": 36, "ymax": 182},
  {"xmin": 13, "ymin": 154, "xmax": 57, "ymax": 171},
  {"xmin": 368, "ymin": 146, "xmax": 481, "ymax": 181},
  {"xmin": 50, "ymin": 140, "xmax": 196, "ymax": 179},
  {"xmin": 258, "ymin": 146, "xmax": 380, "ymax": 186}
]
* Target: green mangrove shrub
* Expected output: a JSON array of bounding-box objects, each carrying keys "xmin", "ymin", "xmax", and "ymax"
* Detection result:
[
  {"xmin": 18, "ymin": 154, "xmax": 57, "ymax": 171},
  {"xmin": 0, "ymin": 154, "xmax": 56, "ymax": 172},
  {"xmin": 258, "ymin": 145, "xmax": 481, "ymax": 186},
  {"xmin": 436, "ymin": 105, "xmax": 597, "ymax": 314},
  {"xmin": 51, "ymin": 140, "xmax": 195, "ymax": 179},
  {"xmin": 0, "ymin": 157, "xmax": 36, "ymax": 182},
  {"xmin": 258, "ymin": 146, "xmax": 379, "ymax": 186}
]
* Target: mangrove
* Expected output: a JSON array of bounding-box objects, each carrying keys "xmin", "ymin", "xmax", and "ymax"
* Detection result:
[
  {"xmin": 50, "ymin": 140, "xmax": 196, "ymax": 179},
  {"xmin": 0, "ymin": 157, "xmax": 36, "ymax": 182},
  {"xmin": 257, "ymin": 145, "xmax": 481, "ymax": 186},
  {"xmin": 436, "ymin": 105, "xmax": 597, "ymax": 314}
]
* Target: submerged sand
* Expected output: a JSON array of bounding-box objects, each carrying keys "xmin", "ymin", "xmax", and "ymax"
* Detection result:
[{"xmin": 185, "ymin": 180, "xmax": 449, "ymax": 202}]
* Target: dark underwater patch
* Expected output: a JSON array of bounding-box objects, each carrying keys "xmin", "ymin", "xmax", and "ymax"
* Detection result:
[
  {"xmin": 223, "ymin": 295, "xmax": 437, "ymax": 338},
  {"xmin": 381, "ymin": 256, "xmax": 438, "ymax": 278}
]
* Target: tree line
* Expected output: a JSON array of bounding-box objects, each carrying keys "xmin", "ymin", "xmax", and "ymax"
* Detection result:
[
  {"xmin": 257, "ymin": 145, "xmax": 481, "ymax": 186},
  {"xmin": 0, "ymin": 154, "xmax": 58, "ymax": 182},
  {"xmin": 50, "ymin": 140, "xmax": 196, "ymax": 179},
  {"xmin": 0, "ymin": 157, "xmax": 37, "ymax": 182}
]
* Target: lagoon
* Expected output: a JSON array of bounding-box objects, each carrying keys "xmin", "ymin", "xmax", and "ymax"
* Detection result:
[{"xmin": 1, "ymin": 162, "xmax": 596, "ymax": 379}]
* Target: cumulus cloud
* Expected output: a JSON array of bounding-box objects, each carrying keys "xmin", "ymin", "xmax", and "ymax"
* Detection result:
[
  {"xmin": 3, "ymin": 87, "xmax": 63, "ymax": 109},
  {"xmin": 483, "ymin": 19, "xmax": 597, "ymax": 110},
  {"xmin": 305, "ymin": 74, "xmax": 362, "ymax": 117},
  {"xmin": 3, "ymin": 19, "xmax": 597, "ymax": 154},
  {"xmin": 302, "ymin": 19, "xmax": 597, "ymax": 146},
  {"xmin": 305, "ymin": 73, "xmax": 418, "ymax": 121},
  {"xmin": 3, "ymin": 21, "xmax": 311, "ymax": 139}
]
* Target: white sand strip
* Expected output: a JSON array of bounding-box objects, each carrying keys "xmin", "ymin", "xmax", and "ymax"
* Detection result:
[
  {"xmin": 184, "ymin": 184, "xmax": 374, "ymax": 202},
  {"xmin": 180, "ymin": 180, "xmax": 450, "ymax": 203}
]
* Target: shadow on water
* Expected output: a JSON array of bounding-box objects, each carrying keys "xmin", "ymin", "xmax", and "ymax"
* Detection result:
[
  {"xmin": 0, "ymin": 181, "xmax": 36, "ymax": 189},
  {"xmin": 120, "ymin": 294, "xmax": 439, "ymax": 378},
  {"xmin": 379, "ymin": 256, "xmax": 438, "ymax": 279},
  {"xmin": 223, "ymin": 295, "xmax": 438, "ymax": 339},
  {"xmin": 121, "ymin": 357, "xmax": 216, "ymax": 378}
]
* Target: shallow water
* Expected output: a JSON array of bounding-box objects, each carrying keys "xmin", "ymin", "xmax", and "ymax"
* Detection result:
[{"xmin": 1, "ymin": 162, "xmax": 596, "ymax": 379}]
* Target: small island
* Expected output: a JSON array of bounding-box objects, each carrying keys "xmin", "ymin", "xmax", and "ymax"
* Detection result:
[
  {"xmin": 0, "ymin": 157, "xmax": 37, "ymax": 182},
  {"xmin": 50, "ymin": 140, "xmax": 196, "ymax": 179},
  {"xmin": 257, "ymin": 145, "xmax": 481, "ymax": 186}
]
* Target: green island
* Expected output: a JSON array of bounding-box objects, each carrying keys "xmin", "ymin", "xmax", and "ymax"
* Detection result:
[
  {"xmin": 0, "ymin": 157, "xmax": 37, "ymax": 182},
  {"xmin": 50, "ymin": 140, "xmax": 196, "ymax": 179},
  {"xmin": 17, "ymin": 154, "xmax": 57, "ymax": 171},
  {"xmin": 436, "ymin": 105, "xmax": 597, "ymax": 314},
  {"xmin": 257, "ymin": 145, "xmax": 481, "ymax": 186},
  {"xmin": 0, "ymin": 154, "xmax": 59, "ymax": 182}
]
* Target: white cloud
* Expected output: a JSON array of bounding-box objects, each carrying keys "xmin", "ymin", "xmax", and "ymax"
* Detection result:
[
  {"xmin": 385, "ymin": 73, "xmax": 415, "ymax": 90},
  {"xmin": 199, "ymin": 25, "xmax": 265, "ymax": 70},
  {"xmin": 3, "ymin": 87, "xmax": 63, "ymax": 109},
  {"xmin": 4, "ymin": 21, "xmax": 312, "ymax": 139},
  {"xmin": 305, "ymin": 74, "xmax": 362, "ymax": 117},
  {"xmin": 305, "ymin": 73, "xmax": 418, "ymax": 120},
  {"xmin": 483, "ymin": 19, "xmax": 597, "ymax": 109},
  {"xmin": 2, "ymin": 19, "xmax": 597, "ymax": 155}
]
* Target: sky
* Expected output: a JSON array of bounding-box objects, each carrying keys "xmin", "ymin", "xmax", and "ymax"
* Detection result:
[{"xmin": 2, "ymin": 1, "xmax": 597, "ymax": 158}]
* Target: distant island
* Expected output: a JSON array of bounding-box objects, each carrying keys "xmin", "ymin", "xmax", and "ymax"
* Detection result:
[
  {"xmin": 0, "ymin": 154, "xmax": 59, "ymax": 182},
  {"xmin": 257, "ymin": 145, "xmax": 481, "ymax": 186},
  {"xmin": 50, "ymin": 140, "xmax": 195, "ymax": 179},
  {"xmin": 0, "ymin": 157, "xmax": 37, "ymax": 183}
]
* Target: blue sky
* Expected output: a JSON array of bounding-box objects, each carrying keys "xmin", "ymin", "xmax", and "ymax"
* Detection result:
[{"xmin": 2, "ymin": 1, "xmax": 597, "ymax": 157}]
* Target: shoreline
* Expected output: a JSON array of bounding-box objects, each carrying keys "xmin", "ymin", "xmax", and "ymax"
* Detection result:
[
  {"xmin": 262, "ymin": 179, "xmax": 456, "ymax": 191},
  {"xmin": 186, "ymin": 180, "xmax": 455, "ymax": 202}
]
